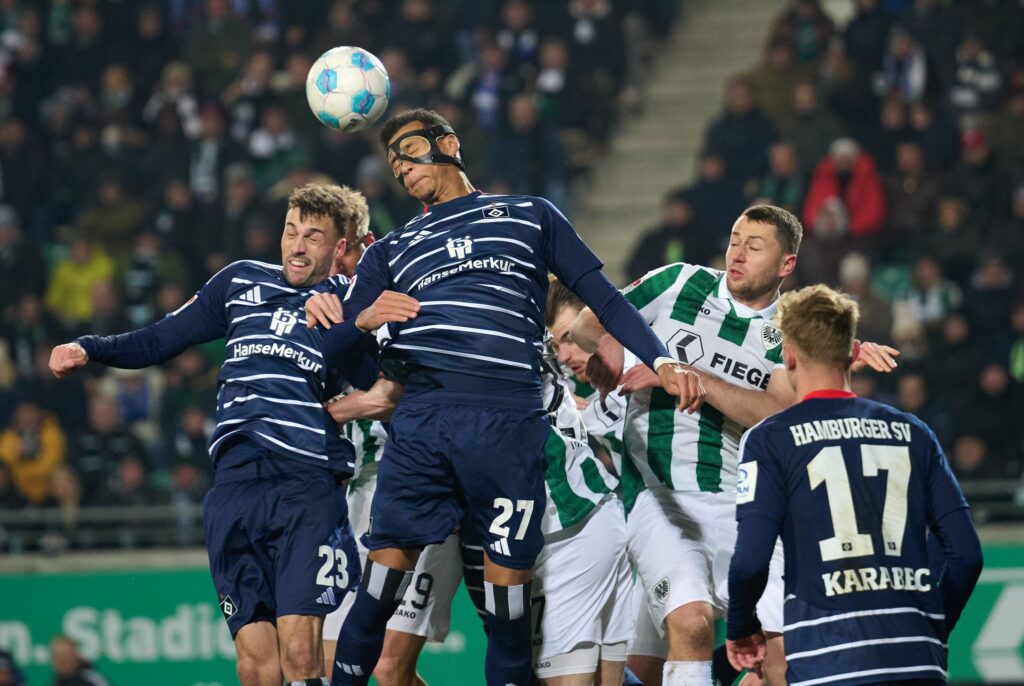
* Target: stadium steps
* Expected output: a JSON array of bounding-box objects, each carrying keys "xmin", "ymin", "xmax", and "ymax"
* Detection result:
[{"xmin": 573, "ymin": 0, "xmax": 788, "ymax": 283}]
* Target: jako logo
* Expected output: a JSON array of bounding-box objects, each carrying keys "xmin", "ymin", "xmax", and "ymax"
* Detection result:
[
  {"xmin": 270, "ymin": 308, "xmax": 298, "ymax": 336},
  {"xmin": 446, "ymin": 236, "xmax": 473, "ymax": 259}
]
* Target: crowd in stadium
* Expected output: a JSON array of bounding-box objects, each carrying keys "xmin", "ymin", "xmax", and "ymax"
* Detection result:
[{"xmin": 0, "ymin": 0, "xmax": 1021, "ymax": 553}]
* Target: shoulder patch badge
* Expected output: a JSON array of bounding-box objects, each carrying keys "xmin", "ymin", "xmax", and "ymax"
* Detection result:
[{"xmin": 761, "ymin": 321, "xmax": 784, "ymax": 350}]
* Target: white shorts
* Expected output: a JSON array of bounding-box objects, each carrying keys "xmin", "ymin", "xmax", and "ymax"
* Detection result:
[
  {"xmin": 532, "ymin": 496, "xmax": 635, "ymax": 670},
  {"xmin": 626, "ymin": 486, "xmax": 784, "ymax": 634},
  {"xmin": 628, "ymin": 579, "xmax": 667, "ymax": 659},
  {"xmin": 322, "ymin": 469, "xmax": 463, "ymax": 642}
]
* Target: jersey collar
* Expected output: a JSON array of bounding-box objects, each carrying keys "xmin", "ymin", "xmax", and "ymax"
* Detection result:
[
  {"xmin": 715, "ymin": 274, "xmax": 779, "ymax": 319},
  {"xmin": 802, "ymin": 389, "xmax": 857, "ymax": 400}
]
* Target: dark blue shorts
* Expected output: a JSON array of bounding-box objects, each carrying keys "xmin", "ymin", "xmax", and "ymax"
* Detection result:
[
  {"xmin": 204, "ymin": 446, "xmax": 360, "ymax": 637},
  {"xmin": 365, "ymin": 390, "xmax": 549, "ymax": 570}
]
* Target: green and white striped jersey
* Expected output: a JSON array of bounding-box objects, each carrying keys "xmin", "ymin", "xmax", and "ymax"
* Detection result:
[
  {"xmin": 621, "ymin": 263, "xmax": 784, "ymax": 494},
  {"xmin": 341, "ymin": 418, "xmax": 387, "ymax": 494},
  {"xmin": 540, "ymin": 345, "xmax": 618, "ymax": 534}
]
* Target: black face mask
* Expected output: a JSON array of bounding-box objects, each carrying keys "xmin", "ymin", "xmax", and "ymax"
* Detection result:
[{"xmin": 386, "ymin": 124, "xmax": 466, "ymax": 187}]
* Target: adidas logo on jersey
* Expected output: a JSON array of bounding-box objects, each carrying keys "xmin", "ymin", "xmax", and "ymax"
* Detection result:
[
  {"xmin": 337, "ymin": 662, "xmax": 365, "ymax": 676},
  {"xmin": 446, "ymin": 236, "xmax": 473, "ymax": 259},
  {"xmin": 315, "ymin": 587, "xmax": 337, "ymax": 606},
  {"xmin": 238, "ymin": 286, "xmax": 262, "ymax": 304},
  {"xmin": 489, "ymin": 538, "xmax": 511, "ymax": 556},
  {"xmin": 270, "ymin": 307, "xmax": 298, "ymax": 336}
]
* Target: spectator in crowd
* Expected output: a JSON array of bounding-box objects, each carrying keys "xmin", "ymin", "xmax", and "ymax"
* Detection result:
[
  {"xmin": 76, "ymin": 173, "xmax": 149, "ymax": 261},
  {"xmin": 883, "ymin": 140, "xmax": 940, "ymax": 252},
  {"xmin": 104, "ymin": 456, "xmax": 163, "ymax": 508},
  {"xmin": 1008, "ymin": 302, "xmax": 1024, "ymax": 383},
  {"xmin": 896, "ymin": 372, "xmax": 954, "ymax": 447},
  {"xmin": 49, "ymin": 635, "xmax": 109, "ymax": 686},
  {"xmin": 183, "ymin": 0, "xmax": 250, "ymax": 97},
  {"xmin": 899, "ymin": 0, "xmax": 960, "ymax": 85},
  {"xmin": 745, "ymin": 40, "xmax": 809, "ymax": 126},
  {"xmin": 703, "ymin": 76, "xmax": 778, "ymax": 184},
  {"xmin": 0, "ymin": 207, "xmax": 45, "ymax": 307},
  {"xmin": 964, "ymin": 253, "xmax": 1016, "ymax": 342},
  {"xmin": 688, "ymin": 151, "xmax": 747, "ymax": 253},
  {"xmin": 921, "ymin": 195, "xmax": 979, "ymax": 284},
  {"xmin": 0, "ymin": 401, "xmax": 66, "ymax": 505},
  {"xmin": 957, "ymin": 364, "xmax": 1024, "ymax": 474},
  {"xmin": 69, "ymin": 395, "xmax": 147, "ymax": 507},
  {"xmin": 949, "ymin": 35, "xmax": 1002, "ymax": 125},
  {"xmin": 39, "ymin": 465, "xmax": 82, "ymax": 553},
  {"xmin": 908, "ymin": 100, "xmax": 957, "ymax": 170},
  {"xmin": 775, "ymin": 0, "xmax": 834, "ymax": 65},
  {"xmin": 121, "ymin": 232, "xmax": 190, "ymax": 328},
  {"xmin": 836, "ymin": 251, "xmax": 893, "ymax": 344},
  {"xmin": 778, "ymin": 81, "xmax": 844, "ymax": 177},
  {"xmin": 926, "ymin": 312, "xmax": 985, "ymax": 410},
  {"xmin": 746, "ymin": 141, "xmax": 804, "ymax": 215},
  {"xmin": 625, "ymin": 191, "xmax": 708, "ymax": 282},
  {"xmin": 900, "ymin": 255, "xmax": 963, "ymax": 332},
  {"xmin": 947, "ymin": 128, "xmax": 1011, "ymax": 231},
  {"xmin": 986, "ymin": 89, "xmax": 1024, "ymax": 173},
  {"xmin": 843, "ymin": 0, "xmax": 893, "ymax": 80},
  {"xmin": 874, "ymin": 27, "xmax": 927, "ymax": 103},
  {"xmin": 44, "ymin": 239, "xmax": 115, "ymax": 332},
  {"xmin": 0, "ymin": 461, "xmax": 27, "ymax": 510},
  {"xmin": 488, "ymin": 93, "xmax": 567, "ymax": 205},
  {"xmin": 803, "ymin": 137, "xmax": 886, "ymax": 240}
]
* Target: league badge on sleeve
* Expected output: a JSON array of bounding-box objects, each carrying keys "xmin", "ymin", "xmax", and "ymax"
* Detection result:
[{"xmin": 736, "ymin": 462, "xmax": 758, "ymax": 504}]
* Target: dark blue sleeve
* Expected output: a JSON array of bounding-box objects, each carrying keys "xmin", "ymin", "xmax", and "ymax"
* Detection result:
[
  {"xmin": 727, "ymin": 516, "xmax": 777, "ymax": 639},
  {"xmin": 536, "ymin": 199, "xmax": 670, "ymax": 368},
  {"xmin": 76, "ymin": 264, "xmax": 232, "ymax": 368},
  {"xmin": 573, "ymin": 269, "xmax": 670, "ymax": 368},
  {"xmin": 930, "ymin": 507, "xmax": 982, "ymax": 634},
  {"xmin": 340, "ymin": 240, "xmax": 392, "ymax": 324},
  {"xmin": 728, "ymin": 428, "xmax": 786, "ymax": 639},
  {"xmin": 922, "ymin": 427, "xmax": 982, "ymax": 633},
  {"xmin": 325, "ymin": 333, "xmax": 380, "ymax": 392}
]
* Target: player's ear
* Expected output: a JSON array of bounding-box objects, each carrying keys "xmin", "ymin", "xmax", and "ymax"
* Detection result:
[
  {"xmin": 331, "ymin": 237, "xmax": 348, "ymax": 274},
  {"xmin": 783, "ymin": 342, "xmax": 797, "ymax": 371},
  {"xmin": 779, "ymin": 253, "xmax": 797, "ymax": 279},
  {"xmin": 441, "ymin": 134, "xmax": 460, "ymax": 157}
]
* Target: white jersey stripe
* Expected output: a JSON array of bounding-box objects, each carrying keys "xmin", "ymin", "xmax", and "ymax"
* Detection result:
[
  {"xmin": 225, "ymin": 373, "xmax": 307, "ymax": 383},
  {"xmin": 469, "ymin": 217, "xmax": 541, "ymax": 230},
  {"xmin": 393, "ymin": 244, "xmax": 449, "ymax": 282},
  {"xmin": 417, "ymin": 300, "xmax": 526, "ymax": 319},
  {"xmin": 473, "ymin": 237, "xmax": 534, "ymax": 252},
  {"xmin": 254, "ymin": 432, "xmax": 329, "ymax": 460},
  {"xmin": 221, "ymin": 393, "xmax": 324, "ymax": 409},
  {"xmin": 786, "ymin": 635, "xmax": 945, "ymax": 661},
  {"xmin": 389, "ymin": 343, "xmax": 532, "ymax": 369},
  {"xmin": 790, "ymin": 665, "xmax": 947, "ymax": 686},
  {"xmin": 784, "ymin": 606, "xmax": 945, "ymax": 631},
  {"xmin": 225, "ymin": 299, "xmax": 264, "ymax": 308},
  {"xmin": 218, "ymin": 417, "xmax": 326, "ymax": 435},
  {"xmin": 400, "ymin": 324, "xmax": 526, "ymax": 342}
]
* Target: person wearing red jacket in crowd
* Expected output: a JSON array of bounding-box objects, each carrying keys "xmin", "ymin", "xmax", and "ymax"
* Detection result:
[{"xmin": 802, "ymin": 137, "xmax": 887, "ymax": 237}]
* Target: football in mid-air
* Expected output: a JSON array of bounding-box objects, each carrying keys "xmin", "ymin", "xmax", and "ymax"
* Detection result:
[{"xmin": 306, "ymin": 46, "xmax": 390, "ymax": 132}]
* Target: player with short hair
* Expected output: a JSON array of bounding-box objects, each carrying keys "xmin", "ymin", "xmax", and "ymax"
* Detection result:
[
  {"xmin": 726, "ymin": 284, "xmax": 983, "ymax": 685},
  {"xmin": 316, "ymin": 107, "xmax": 698, "ymax": 686},
  {"xmin": 571, "ymin": 205, "xmax": 899, "ymax": 686},
  {"xmin": 49, "ymin": 184, "xmax": 405, "ymax": 686}
]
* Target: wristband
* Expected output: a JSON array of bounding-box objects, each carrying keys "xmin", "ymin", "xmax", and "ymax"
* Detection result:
[{"xmin": 653, "ymin": 356, "xmax": 678, "ymax": 371}]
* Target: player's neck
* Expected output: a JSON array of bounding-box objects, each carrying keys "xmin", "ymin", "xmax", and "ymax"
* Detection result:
[
  {"xmin": 429, "ymin": 172, "xmax": 476, "ymax": 206},
  {"xmin": 795, "ymin": 365, "xmax": 851, "ymax": 400}
]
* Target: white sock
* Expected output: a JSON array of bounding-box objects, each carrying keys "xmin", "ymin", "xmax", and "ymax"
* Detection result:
[{"xmin": 663, "ymin": 660, "xmax": 712, "ymax": 686}]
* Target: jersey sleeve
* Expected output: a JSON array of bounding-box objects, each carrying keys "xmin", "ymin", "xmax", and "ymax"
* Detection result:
[
  {"xmin": 537, "ymin": 198, "xmax": 603, "ymax": 289},
  {"xmin": 76, "ymin": 262, "xmax": 233, "ymax": 368},
  {"xmin": 735, "ymin": 423, "xmax": 787, "ymax": 527},
  {"xmin": 621, "ymin": 263, "xmax": 685, "ymax": 324}
]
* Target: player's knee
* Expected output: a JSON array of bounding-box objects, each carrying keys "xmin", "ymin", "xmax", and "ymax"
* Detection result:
[
  {"xmin": 279, "ymin": 635, "xmax": 320, "ymax": 678},
  {"xmin": 666, "ymin": 603, "xmax": 714, "ymax": 647},
  {"xmin": 236, "ymin": 652, "xmax": 277, "ymax": 686},
  {"xmin": 374, "ymin": 653, "xmax": 416, "ymax": 686}
]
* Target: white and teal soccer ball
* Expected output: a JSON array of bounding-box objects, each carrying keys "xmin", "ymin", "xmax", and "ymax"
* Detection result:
[{"xmin": 306, "ymin": 46, "xmax": 390, "ymax": 132}]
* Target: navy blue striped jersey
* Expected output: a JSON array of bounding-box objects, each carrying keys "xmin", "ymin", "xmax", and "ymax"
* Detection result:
[
  {"xmin": 78, "ymin": 260, "xmax": 360, "ymax": 475},
  {"xmin": 735, "ymin": 391, "xmax": 968, "ymax": 686},
  {"xmin": 341, "ymin": 191, "xmax": 603, "ymax": 390}
]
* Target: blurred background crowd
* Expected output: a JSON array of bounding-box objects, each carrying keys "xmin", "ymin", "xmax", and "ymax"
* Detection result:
[{"xmin": 0, "ymin": 0, "xmax": 1021, "ymax": 553}]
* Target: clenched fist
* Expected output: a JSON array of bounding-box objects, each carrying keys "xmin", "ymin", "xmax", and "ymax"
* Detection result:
[{"xmin": 49, "ymin": 343, "xmax": 89, "ymax": 378}]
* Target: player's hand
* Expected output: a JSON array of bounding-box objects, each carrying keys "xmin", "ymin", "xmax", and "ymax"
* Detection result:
[
  {"xmin": 620, "ymin": 364, "xmax": 661, "ymax": 394},
  {"xmin": 586, "ymin": 335, "xmax": 625, "ymax": 398},
  {"xmin": 49, "ymin": 343, "xmax": 88, "ymax": 378},
  {"xmin": 355, "ymin": 291, "xmax": 420, "ymax": 331},
  {"xmin": 657, "ymin": 362, "xmax": 706, "ymax": 414},
  {"xmin": 305, "ymin": 292, "xmax": 344, "ymax": 328},
  {"xmin": 851, "ymin": 340, "xmax": 900, "ymax": 373},
  {"xmin": 573, "ymin": 394, "xmax": 589, "ymax": 410},
  {"xmin": 726, "ymin": 633, "xmax": 767, "ymax": 676}
]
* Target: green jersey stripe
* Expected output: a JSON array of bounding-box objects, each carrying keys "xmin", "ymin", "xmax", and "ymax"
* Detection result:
[
  {"xmin": 695, "ymin": 403, "xmax": 726, "ymax": 492},
  {"xmin": 647, "ymin": 388, "xmax": 677, "ymax": 488},
  {"xmin": 670, "ymin": 269, "xmax": 719, "ymax": 325},
  {"xmin": 544, "ymin": 429, "xmax": 597, "ymax": 529},
  {"xmin": 625, "ymin": 264, "xmax": 684, "ymax": 310},
  {"xmin": 356, "ymin": 419, "xmax": 380, "ymax": 465},
  {"xmin": 580, "ymin": 458, "xmax": 613, "ymax": 495},
  {"xmin": 571, "ymin": 376, "xmax": 596, "ymax": 399},
  {"xmin": 718, "ymin": 302, "xmax": 751, "ymax": 346},
  {"xmin": 617, "ymin": 442, "xmax": 646, "ymax": 515},
  {"xmin": 765, "ymin": 343, "xmax": 783, "ymax": 364}
]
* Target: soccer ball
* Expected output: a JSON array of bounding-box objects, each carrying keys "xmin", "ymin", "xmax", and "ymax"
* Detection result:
[{"xmin": 306, "ymin": 46, "xmax": 390, "ymax": 132}]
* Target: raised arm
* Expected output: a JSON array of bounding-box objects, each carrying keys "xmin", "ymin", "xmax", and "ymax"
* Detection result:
[{"xmin": 49, "ymin": 266, "xmax": 232, "ymax": 377}]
